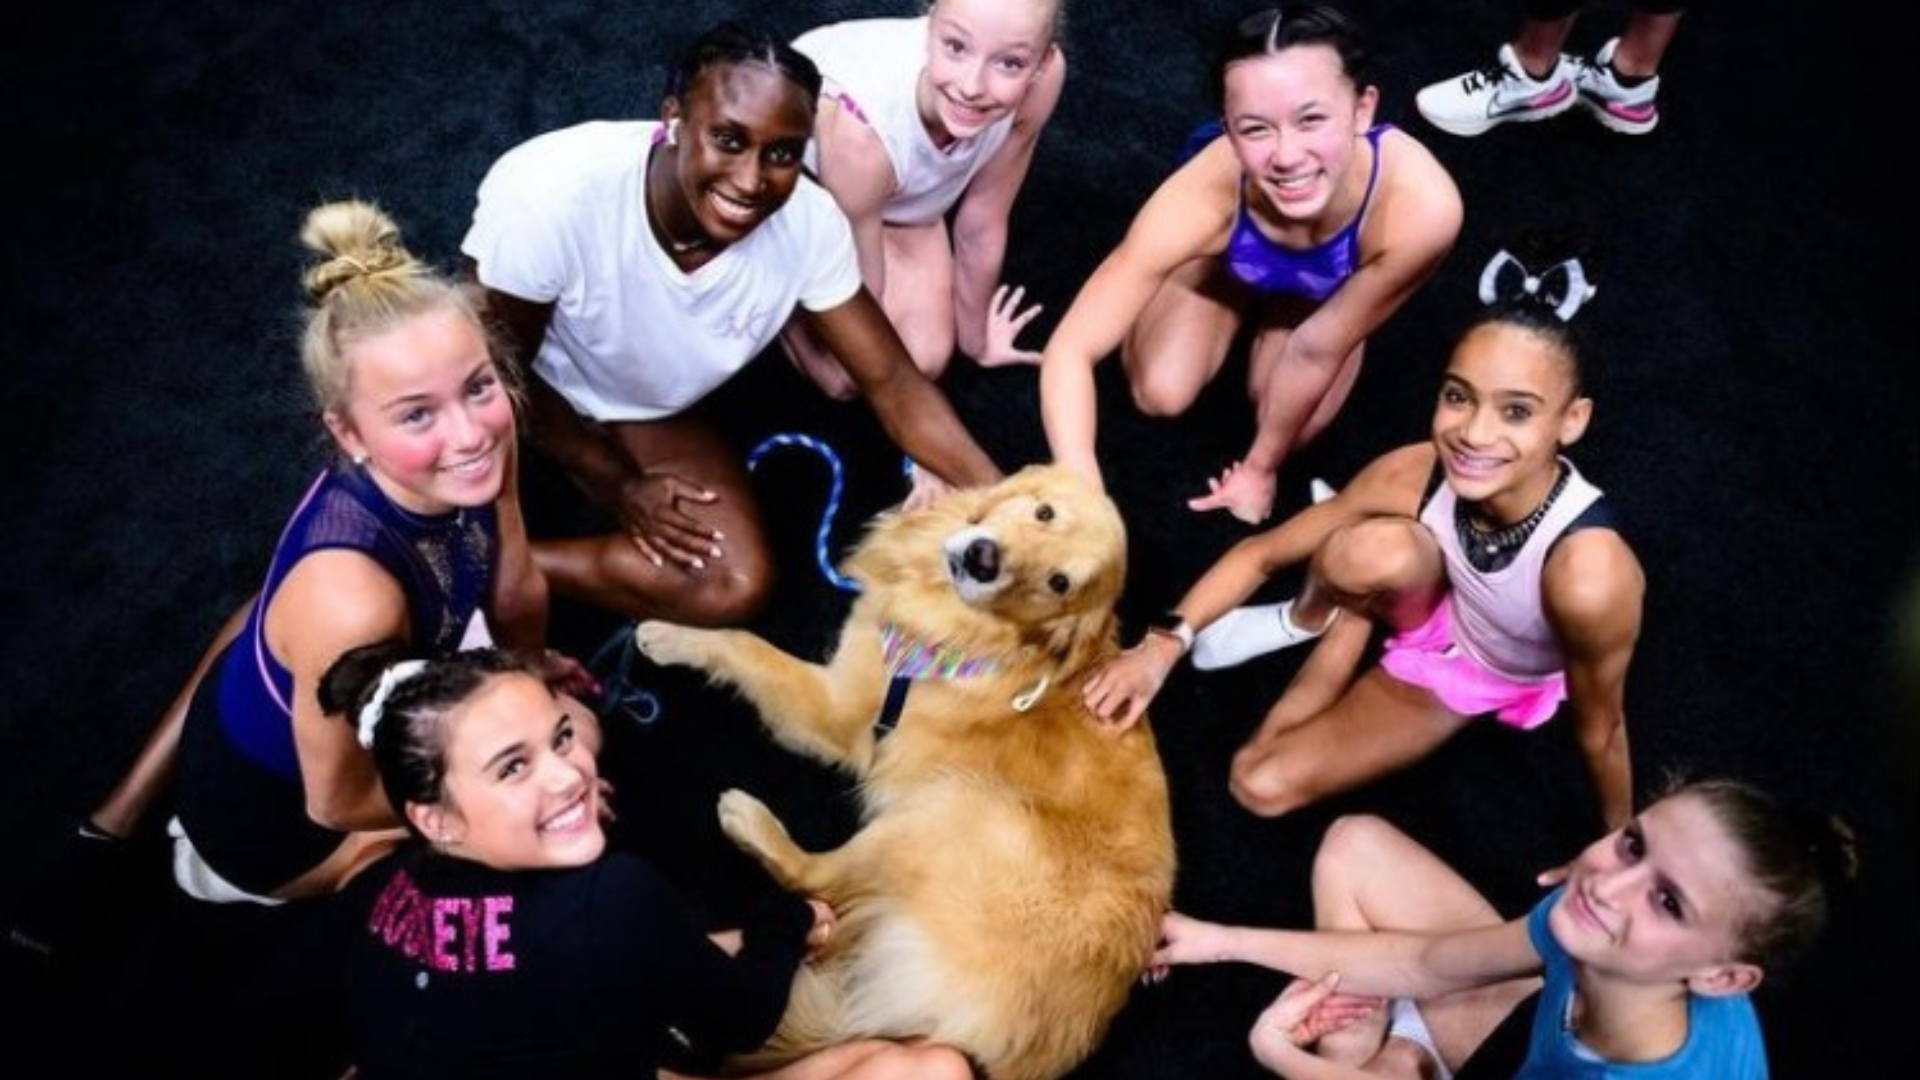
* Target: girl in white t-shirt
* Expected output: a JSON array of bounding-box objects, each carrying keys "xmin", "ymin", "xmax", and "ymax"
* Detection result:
[{"xmin": 462, "ymin": 20, "xmax": 1002, "ymax": 627}]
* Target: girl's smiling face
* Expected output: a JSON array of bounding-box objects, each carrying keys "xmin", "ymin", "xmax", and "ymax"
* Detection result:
[
  {"xmin": 661, "ymin": 60, "xmax": 816, "ymax": 249},
  {"xmin": 1430, "ymin": 320, "xmax": 1590, "ymax": 518},
  {"xmin": 917, "ymin": 0, "xmax": 1056, "ymax": 144},
  {"xmin": 1551, "ymin": 792, "xmax": 1766, "ymax": 995},
  {"xmin": 1222, "ymin": 44, "xmax": 1373, "ymax": 222},
  {"xmin": 324, "ymin": 307, "xmax": 514, "ymax": 516},
  {"xmin": 414, "ymin": 672, "xmax": 604, "ymax": 871}
]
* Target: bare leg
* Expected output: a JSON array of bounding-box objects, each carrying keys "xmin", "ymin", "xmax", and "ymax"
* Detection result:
[
  {"xmin": 1309, "ymin": 815, "xmax": 1541, "ymax": 1072},
  {"xmin": 775, "ymin": 222, "xmax": 956, "ymax": 401},
  {"xmin": 875, "ymin": 222, "xmax": 956, "ymax": 377},
  {"xmin": 1119, "ymin": 258, "xmax": 1244, "ymax": 417},
  {"xmin": 782, "ymin": 221, "xmax": 967, "ymax": 394},
  {"xmin": 1306, "ymin": 518, "xmax": 1450, "ymax": 633},
  {"xmin": 533, "ymin": 413, "xmax": 776, "ymax": 626},
  {"xmin": 1239, "ymin": 610, "xmax": 1374, "ymax": 746},
  {"xmin": 486, "ymin": 438, "xmax": 551, "ymax": 652},
  {"xmin": 1512, "ymin": 14, "xmax": 1579, "ymax": 77},
  {"xmin": 91, "ymin": 596, "xmax": 252, "ymax": 838},
  {"xmin": 1232, "ymin": 666, "xmax": 1472, "ymax": 818},
  {"xmin": 1230, "ymin": 518, "xmax": 1452, "ymax": 811},
  {"xmin": 1610, "ymin": 9, "xmax": 1683, "ymax": 77},
  {"xmin": 1246, "ymin": 310, "xmax": 1367, "ymax": 461},
  {"xmin": 4, "ymin": 601, "xmax": 256, "ymax": 959},
  {"xmin": 780, "ymin": 319, "xmax": 862, "ymax": 402}
]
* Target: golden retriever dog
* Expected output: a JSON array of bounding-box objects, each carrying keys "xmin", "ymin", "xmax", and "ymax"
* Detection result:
[{"xmin": 634, "ymin": 463, "xmax": 1176, "ymax": 1080}]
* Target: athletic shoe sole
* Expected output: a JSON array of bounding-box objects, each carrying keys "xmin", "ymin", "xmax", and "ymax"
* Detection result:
[{"xmin": 1580, "ymin": 95, "xmax": 1659, "ymax": 134}]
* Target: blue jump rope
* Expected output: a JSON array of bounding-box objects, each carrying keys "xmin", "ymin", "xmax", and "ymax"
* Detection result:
[
  {"xmin": 595, "ymin": 432, "xmax": 880, "ymax": 725},
  {"xmin": 744, "ymin": 431, "xmax": 870, "ymax": 594}
]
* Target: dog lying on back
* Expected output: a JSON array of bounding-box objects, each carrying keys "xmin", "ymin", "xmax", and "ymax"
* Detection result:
[{"xmin": 635, "ymin": 463, "xmax": 1176, "ymax": 1080}]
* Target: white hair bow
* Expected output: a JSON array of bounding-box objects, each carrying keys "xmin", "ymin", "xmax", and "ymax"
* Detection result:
[
  {"xmin": 1478, "ymin": 249, "xmax": 1597, "ymax": 321},
  {"xmin": 357, "ymin": 659, "xmax": 429, "ymax": 749}
]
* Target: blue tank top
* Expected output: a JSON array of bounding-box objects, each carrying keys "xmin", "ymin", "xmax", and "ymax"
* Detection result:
[
  {"xmin": 216, "ymin": 463, "xmax": 497, "ymax": 778},
  {"xmin": 1215, "ymin": 123, "xmax": 1390, "ymax": 300}
]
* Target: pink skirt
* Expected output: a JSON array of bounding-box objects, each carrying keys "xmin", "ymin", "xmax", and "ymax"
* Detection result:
[{"xmin": 1379, "ymin": 595, "xmax": 1565, "ymax": 730}]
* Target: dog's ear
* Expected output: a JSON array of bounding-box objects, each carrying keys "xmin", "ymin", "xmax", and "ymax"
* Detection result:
[
  {"xmin": 843, "ymin": 488, "xmax": 969, "ymax": 594},
  {"xmin": 843, "ymin": 499, "xmax": 929, "ymax": 578}
]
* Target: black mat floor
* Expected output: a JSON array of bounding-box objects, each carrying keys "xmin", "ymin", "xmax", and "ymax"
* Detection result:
[{"xmin": 2, "ymin": 2, "xmax": 1908, "ymax": 1076}]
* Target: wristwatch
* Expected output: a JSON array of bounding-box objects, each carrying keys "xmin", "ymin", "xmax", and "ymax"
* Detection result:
[{"xmin": 1144, "ymin": 610, "xmax": 1194, "ymax": 654}]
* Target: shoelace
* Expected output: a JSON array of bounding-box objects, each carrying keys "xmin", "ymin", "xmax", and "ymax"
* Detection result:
[
  {"xmin": 1460, "ymin": 58, "xmax": 1520, "ymax": 92},
  {"xmin": 588, "ymin": 623, "xmax": 662, "ymax": 726}
]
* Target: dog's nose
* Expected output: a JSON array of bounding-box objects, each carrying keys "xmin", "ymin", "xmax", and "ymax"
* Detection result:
[{"xmin": 960, "ymin": 536, "xmax": 1001, "ymax": 583}]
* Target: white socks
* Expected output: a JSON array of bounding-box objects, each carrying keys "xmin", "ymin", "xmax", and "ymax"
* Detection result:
[
  {"xmin": 1189, "ymin": 480, "xmax": 1340, "ymax": 672},
  {"xmin": 1190, "ymin": 599, "xmax": 1331, "ymax": 671},
  {"xmin": 1387, "ymin": 999, "xmax": 1452, "ymax": 1080}
]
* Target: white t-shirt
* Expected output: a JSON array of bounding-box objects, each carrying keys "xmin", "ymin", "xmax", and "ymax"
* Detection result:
[
  {"xmin": 794, "ymin": 16, "xmax": 1015, "ymax": 226},
  {"xmin": 462, "ymin": 120, "xmax": 863, "ymax": 421}
]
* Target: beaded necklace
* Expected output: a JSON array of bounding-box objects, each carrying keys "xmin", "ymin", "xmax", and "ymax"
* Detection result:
[{"xmin": 1455, "ymin": 463, "xmax": 1569, "ymax": 573}]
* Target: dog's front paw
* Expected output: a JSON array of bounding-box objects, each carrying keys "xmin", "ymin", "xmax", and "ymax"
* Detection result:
[
  {"xmin": 717, "ymin": 788, "xmax": 791, "ymax": 860},
  {"xmin": 634, "ymin": 619, "xmax": 706, "ymax": 669}
]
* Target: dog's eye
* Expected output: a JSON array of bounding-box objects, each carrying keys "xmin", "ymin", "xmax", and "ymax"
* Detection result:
[
  {"xmin": 1035, "ymin": 503, "xmax": 1055, "ymax": 523},
  {"xmin": 1047, "ymin": 572, "xmax": 1070, "ymax": 595}
]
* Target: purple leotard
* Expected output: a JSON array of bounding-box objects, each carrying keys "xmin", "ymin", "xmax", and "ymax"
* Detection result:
[
  {"xmin": 1221, "ymin": 124, "xmax": 1389, "ymax": 299},
  {"xmin": 176, "ymin": 463, "xmax": 497, "ymax": 895}
]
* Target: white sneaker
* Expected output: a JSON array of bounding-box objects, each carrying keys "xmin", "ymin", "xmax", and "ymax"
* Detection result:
[
  {"xmin": 1416, "ymin": 43, "xmax": 1578, "ymax": 137},
  {"xmin": 1575, "ymin": 38, "xmax": 1660, "ymax": 134},
  {"xmin": 1191, "ymin": 600, "xmax": 1330, "ymax": 671}
]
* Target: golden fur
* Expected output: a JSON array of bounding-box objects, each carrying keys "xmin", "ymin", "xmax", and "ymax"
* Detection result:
[{"xmin": 636, "ymin": 464, "xmax": 1176, "ymax": 1080}]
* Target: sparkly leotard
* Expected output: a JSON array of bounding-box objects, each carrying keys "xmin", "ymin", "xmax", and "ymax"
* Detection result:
[
  {"xmin": 176, "ymin": 463, "xmax": 496, "ymax": 895},
  {"xmin": 1220, "ymin": 123, "xmax": 1389, "ymax": 299}
]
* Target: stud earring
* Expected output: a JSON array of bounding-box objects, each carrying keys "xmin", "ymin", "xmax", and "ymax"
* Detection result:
[
  {"xmin": 352, "ymin": 453, "xmax": 369, "ymax": 466},
  {"xmin": 666, "ymin": 118, "xmax": 681, "ymax": 147}
]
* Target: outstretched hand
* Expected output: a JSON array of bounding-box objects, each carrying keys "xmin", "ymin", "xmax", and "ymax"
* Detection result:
[
  {"xmin": 977, "ymin": 283, "xmax": 1044, "ymax": 367},
  {"xmin": 536, "ymin": 649, "xmax": 600, "ymax": 700},
  {"xmin": 1083, "ymin": 640, "xmax": 1179, "ymax": 731},
  {"xmin": 1248, "ymin": 974, "xmax": 1385, "ymax": 1068},
  {"xmin": 1141, "ymin": 909, "xmax": 1229, "ymax": 984},
  {"xmin": 1186, "ymin": 460, "xmax": 1277, "ymax": 524},
  {"xmin": 902, "ymin": 462, "xmax": 956, "ymax": 512},
  {"xmin": 611, "ymin": 471, "xmax": 725, "ymax": 571}
]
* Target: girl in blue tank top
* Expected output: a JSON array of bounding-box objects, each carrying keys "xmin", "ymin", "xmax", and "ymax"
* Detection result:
[{"xmin": 1145, "ymin": 776, "xmax": 1855, "ymax": 1080}]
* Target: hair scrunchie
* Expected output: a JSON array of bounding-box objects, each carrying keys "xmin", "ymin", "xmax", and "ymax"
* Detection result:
[{"xmin": 357, "ymin": 659, "xmax": 429, "ymax": 749}]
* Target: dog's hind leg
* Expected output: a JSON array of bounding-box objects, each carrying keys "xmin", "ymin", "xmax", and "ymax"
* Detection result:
[{"xmin": 716, "ymin": 788, "xmax": 831, "ymax": 894}]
